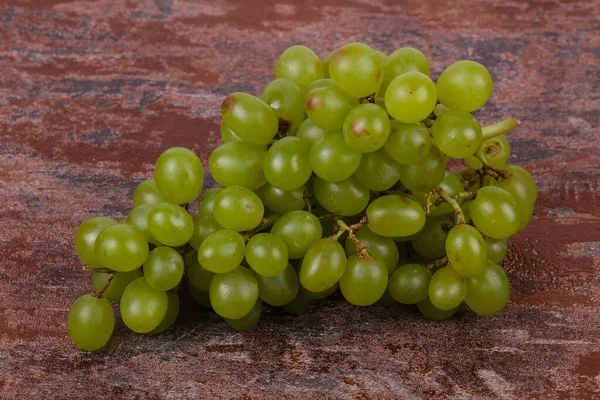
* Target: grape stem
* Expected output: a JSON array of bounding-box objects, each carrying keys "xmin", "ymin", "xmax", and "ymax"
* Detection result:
[
  {"xmin": 425, "ymin": 257, "xmax": 448, "ymax": 270},
  {"xmin": 94, "ymin": 272, "xmax": 114, "ymax": 298},
  {"xmin": 302, "ymin": 191, "xmax": 312, "ymax": 213},
  {"xmin": 452, "ymin": 191, "xmax": 477, "ymax": 201},
  {"xmin": 243, "ymin": 215, "xmax": 280, "ymax": 241},
  {"xmin": 334, "ymin": 218, "xmax": 371, "ymax": 259},
  {"xmin": 482, "ymin": 118, "xmax": 520, "ymax": 141},
  {"xmin": 435, "ymin": 186, "xmax": 466, "ymax": 225},
  {"xmin": 475, "ymin": 150, "xmax": 510, "ymax": 179}
]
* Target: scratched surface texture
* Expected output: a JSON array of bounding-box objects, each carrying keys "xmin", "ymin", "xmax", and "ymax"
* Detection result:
[{"xmin": 1, "ymin": 0, "xmax": 599, "ymax": 399}]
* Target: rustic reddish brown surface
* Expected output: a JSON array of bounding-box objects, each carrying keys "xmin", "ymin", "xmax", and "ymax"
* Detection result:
[{"xmin": 1, "ymin": 1, "xmax": 599, "ymax": 399}]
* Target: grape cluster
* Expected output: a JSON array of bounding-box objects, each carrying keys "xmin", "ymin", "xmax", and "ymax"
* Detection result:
[{"xmin": 68, "ymin": 43, "xmax": 537, "ymax": 351}]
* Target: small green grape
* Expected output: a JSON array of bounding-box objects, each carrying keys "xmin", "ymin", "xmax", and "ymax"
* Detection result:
[
  {"xmin": 301, "ymin": 282, "xmax": 339, "ymax": 300},
  {"xmin": 340, "ymin": 256, "xmax": 388, "ymax": 306},
  {"xmin": 398, "ymin": 146, "xmax": 447, "ymax": 192},
  {"xmin": 154, "ymin": 147, "xmax": 204, "ymax": 205},
  {"xmin": 366, "ymin": 195, "xmax": 426, "ymax": 237},
  {"xmin": 428, "ymin": 266, "xmax": 466, "ymax": 310},
  {"xmin": 253, "ymin": 264, "xmax": 299, "ymax": 306},
  {"xmin": 186, "ymin": 251, "xmax": 215, "ymax": 292},
  {"xmin": 120, "ymin": 277, "xmax": 169, "ymax": 333},
  {"xmin": 148, "ymin": 203, "xmax": 194, "ymax": 247},
  {"xmin": 305, "ymin": 86, "xmax": 359, "ymax": 131},
  {"xmin": 296, "ymin": 118, "xmax": 329, "ymax": 148},
  {"xmin": 437, "ymin": 60, "xmax": 493, "ymax": 112},
  {"xmin": 282, "ymin": 291, "xmax": 312, "ymax": 315},
  {"xmin": 497, "ymin": 165, "xmax": 537, "ymax": 231},
  {"xmin": 385, "ymin": 72, "xmax": 437, "ymax": 123},
  {"xmin": 209, "ymin": 266, "xmax": 259, "ymax": 320},
  {"xmin": 354, "ymin": 148, "xmax": 401, "ymax": 192},
  {"xmin": 431, "ymin": 110, "xmax": 483, "ymax": 159},
  {"xmin": 411, "ymin": 216, "xmax": 453, "ymax": 259},
  {"xmin": 209, "ymin": 142, "xmax": 267, "ymax": 190},
  {"xmin": 189, "ymin": 284, "xmax": 212, "ymax": 308},
  {"xmin": 388, "ymin": 264, "xmax": 431, "ymax": 304},
  {"xmin": 225, "ymin": 299, "xmax": 262, "ymax": 332},
  {"xmin": 383, "ymin": 121, "xmax": 431, "ymax": 165},
  {"xmin": 126, "ymin": 204, "xmax": 158, "ymax": 244},
  {"xmin": 380, "ymin": 47, "xmax": 431, "ymax": 95},
  {"xmin": 417, "ymin": 297, "xmax": 459, "ymax": 320},
  {"xmin": 306, "ymin": 78, "xmax": 336, "ymax": 93},
  {"xmin": 471, "ymin": 186, "xmax": 520, "ymax": 239},
  {"xmin": 342, "ymin": 103, "xmax": 390, "ymax": 153},
  {"xmin": 150, "ymin": 291, "xmax": 179, "ymax": 334},
  {"xmin": 188, "ymin": 215, "xmax": 222, "ymax": 250},
  {"xmin": 245, "ymin": 233, "xmax": 289, "ymax": 277},
  {"xmin": 74, "ymin": 216, "xmax": 118, "ymax": 268},
  {"xmin": 465, "ymin": 261, "xmax": 510, "ymax": 315},
  {"xmin": 197, "ymin": 187, "xmax": 221, "ymax": 216},
  {"xmin": 299, "ymin": 238, "xmax": 347, "ymax": 293},
  {"xmin": 143, "ymin": 246, "xmax": 184, "ymax": 291},
  {"xmin": 94, "ymin": 224, "xmax": 149, "ymax": 272},
  {"xmin": 133, "ymin": 179, "xmax": 167, "ymax": 207},
  {"xmin": 329, "ymin": 42, "xmax": 383, "ymax": 98},
  {"xmin": 309, "ymin": 131, "xmax": 362, "ymax": 182},
  {"xmin": 264, "ymin": 136, "xmax": 312, "ymax": 191},
  {"xmin": 270, "ymin": 210, "xmax": 322, "ymax": 259},
  {"xmin": 198, "ymin": 229, "xmax": 245, "ymax": 273},
  {"xmin": 485, "ymin": 236, "xmax": 508, "ymax": 264},
  {"xmin": 313, "ymin": 175, "xmax": 370, "ymax": 216},
  {"xmin": 275, "ymin": 45, "xmax": 324, "ymax": 92},
  {"xmin": 68, "ymin": 294, "xmax": 114, "ymax": 351},
  {"xmin": 221, "ymin": 92, "xmax": 279, "ymax": 145},
  {"xmin": 261, "ymin": 78, "xmax": 305, "ymax": 134},
  {"xmin": 446, "ymin": 224, "xmax": 487, "ymax": 278},
  {"xmin": 213, "ymin": 186, "xmax": 264, "ymax": 232},
  {"xmin": 256, "ymin": 184, "xmax": 306, "ymax": 215},
  {"xmin": 91, "ymin": 268, "xmax": 143, "ymax": 302},
  {"xmin": 344, "ymin": 226, "xmax": 400, "ymax": 275}
]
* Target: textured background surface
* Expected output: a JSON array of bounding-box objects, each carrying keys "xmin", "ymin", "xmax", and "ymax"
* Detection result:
[{"xmin": 1, "ymin": 1, "xmax": 599, "ymax": 399}]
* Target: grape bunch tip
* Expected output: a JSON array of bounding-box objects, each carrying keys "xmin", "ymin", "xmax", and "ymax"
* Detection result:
[{"xmin": 68, "ymin": 42, "xmax": 537, "ymax": 351}]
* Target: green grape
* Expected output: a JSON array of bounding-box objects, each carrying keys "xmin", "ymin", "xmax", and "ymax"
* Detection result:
[
  {"xmin": 313, "ymin": 175, "xmax": 369, "ymax": 216},
  {"xmin": 198, "ymin": 229, "xmax": 245, "ymax": 273},
  {"xmin": 275, "ymin": 45, "xmax": 324, "ymax": 92},
  {"xmin": 380, "ymin": 47, "xmax": 431, "ymax": 95},
  {"xmin": 213, "ymin": 185, "xmax": 264, "ymax": 232},
  {"xmin": 197, "ymin": 187, "xmax": 221, "ymax": 216},
  {"xmin": 283, "ymin": 291, "xmax": 312, "ymax": 315},
  {"xmin": 209, "ymin": 142, "xmax": 267, "ymax": 190},
  {"xmin": 261, "ymin": 78, "xmax": 305, "ymax": 134},
  {"xmin": 301, "ymin": 282, "xmax": 339, "ymax": 300},
  {"xmin": 305, "ymin": 86, "xmax": 359, "ymax": 131},
  {"xmin": 383, "ymin": 121, "xmax": 431, "ymax": 165},
  {"xmin": 296, "ymin": 118, "xmax": 329, "ymax": 148},
  {"xmin": 150, "ymin": 291, "xmax": 179, "ymax": 334},
  {"xmin": 188, "ymin": 215, "xmax": 222, "ymax": 250},
  {"xmin": 94, "ymin": 224, "xmax": 148, "ymax": 272},
  {"xmin": 417, "ymin": 297, "xmax": 459, "ymax": 320},
  {"xmin": 154, "ymin": 147, "xmax": 204, "ymax": 205},
  {"xmin": 299, "ymin": 238, "xmax": 347, "ymax": 292},
  {"xmin": 74, "ymin": 216, "xmax": 118, "ymax": 268},
  {"xmin": 367, "ymin": 195, "xmax": 426, "ymax": 237},
  {"xmin": 340, "ymin": 256, "xmax": 388, "ymax": 306},
  {"xmin": 385, "ymin": 72, "xmax": 437, "ymax": 123},
  {"xmin": 485, "ymin": 236, "xmax": 508, "ymax": 264},
  {"xmin": 220, "ymin": 122, "xmax": 243, "ymax": 143},
  {"xmin": 126, "ymin": 204, "xmax": 158, "ymax": 244},
  {"xmin": 398, "ymin": 146, "xmax": 447, "ymax": 192},
  {"xmin": 257, "ymin": 184, "xmax": 306, "ymax": 215},
  {"xmin": 497, "ymin": 165, "xmax": 537, "ymax": 231},
  {"xmin": 253, "ymin": 264, "xmax": 299, "ymax": 306},
  {"xmin": 415, "ymin": 172, "xmax": 465, "ymax": 217},
  {"xmin": 143, "ymin": 246, "xmax": 184, "ymax": 291},
  {"xmin": 309, "ymin": 131, "xmax": 362, "ymax": 182},
  {"xmin": 186, "ymin": 251, "xmax": 215, "ymax": 292},
  {"xmin": 307, "ymin": 78, "xmax": 336, "ymax": 93},
  {"xmin": 329, "ymin": 42, "xmax": 383, "ymax": 98},
  {"xmin": 245, "ymin": 233, "xmax": 289, "ymax": 277},
  {"xmin": 322, "ymin": 51, "xmax": 333, "ymax": 78},
  {"xmin": 148, "ymin": 203, "xmax": 194, "ymax": 247},
  {"xmin": 342, "ymin": 103, "xmax": 390, "ymax": 153},
  {"xmin": 189, "ymin": 284, "xmax": 212, "ymax": 308},
  {"xmin": 264, "ymin": 137, "xmax": 312, "ymax": 190},
  {"xmin": 271, "ymin": 210, "xmax": 322, "ymax": 259},
  {"xmin": 354, "ymin": 148, "xmax": 400, "ymax": 192},
  {"xmin": 471, "ymin": 186, "xmax": 520, "ymax": 239},
  {"xmin": 68, "ymin": 294, "xmax": 114, "ymax": 351},
  {"xmin": 431, "ymin": 110, "xmax": 483, "ymax": 159},
  {"xmin": 133, "ymin": 179, "xmax": 167, "ymax": 207},
  {"xmin": 375, "ymin": 49, "xmax": 387, "ymax": 63},
  {"xmin": 465, "ymin": 135, "xmax": 510, "ymax": 169},
  {"xmin": 344, "ymin": 226, "xmax": 399, "ymax": 274},
  {"xmin": 465, "ymin": 261, "xmax": 510, "ymax": 315},
  {"xmin": 446, "ymin": 224, "xmax": 487, "ymax": 278},
  {"xmin": 209, "ymin": 266, "xmax": 259, "ymax": 319},
  {"xmin": 428, "ymin": 266, "xmax": 466, "ymax": 310},
  {"xmin": 388, "ymin": 264, "xmax": 431, "ymax": 304},
  {"xmin": 91, "ymin": 268, "xmax": 143, "ymax": 302},
  {"xmin": 411, "ymin": 216, "xmax": 453, "ymax": 259},
  {"xmin": 221, "ymin": 92, "xmax": 278, "ymax": 144},
  {"xmin": 437, "ymin": 60, "xmax": 493, "ymax": 112},
  {"xmin": 225, "ymin": 299, "xmax": 262, "ymax": 332},
  {"xmin": 120, "ymin": 277, "xmax": 169, "ymax": 333}
]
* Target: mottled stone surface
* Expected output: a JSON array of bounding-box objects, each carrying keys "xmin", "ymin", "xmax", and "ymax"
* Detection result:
[{"xmin": 0, "ymin": 1, "xmax": 599, "ymax": 399}]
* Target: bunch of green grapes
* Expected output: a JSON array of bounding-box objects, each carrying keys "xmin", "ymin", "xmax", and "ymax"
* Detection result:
[{"xmin": 68, "ymin": 42, "xmax": 537, "ymax": 351}]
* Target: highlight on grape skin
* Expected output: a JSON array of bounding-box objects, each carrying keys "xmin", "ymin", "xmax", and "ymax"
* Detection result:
[{"xmin": 68, "ymin": 42, "xmax": 536, "ymax": 351}]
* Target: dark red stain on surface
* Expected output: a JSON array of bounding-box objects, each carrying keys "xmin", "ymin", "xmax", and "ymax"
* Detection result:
[{"xmin": 1, "ymin": 0, "xmax": 599, "ymax": 399}]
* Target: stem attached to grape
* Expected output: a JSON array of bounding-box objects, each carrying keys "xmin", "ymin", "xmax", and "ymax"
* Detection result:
[
  {"xmin": 425, "ymin": 256, "xmax": 449, "ymax": 270},
  {"xmin": 452, "ymin": 192, "xmax": 477, "ymax": 201},
  {"xmin": 334, "ymin": 218, "xmax": 370, "ymax": 258},
  {"xmin": 481, "ymin": 118, "xmax": 520, "ymax": 141},
  {"xmin": 95, "ymin": 272, "xmax": 114, "ymax": 298},
  {"xmin": 475, "ymin": 150, "xmax": 510, "ymax": 179},
  {"xmin": 435, "ymin": 186, "xmax": 466, "ymax": 225},
  {"xmin": 243, "ymin": 215, "xmax": 280, "ymax": 241}
]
